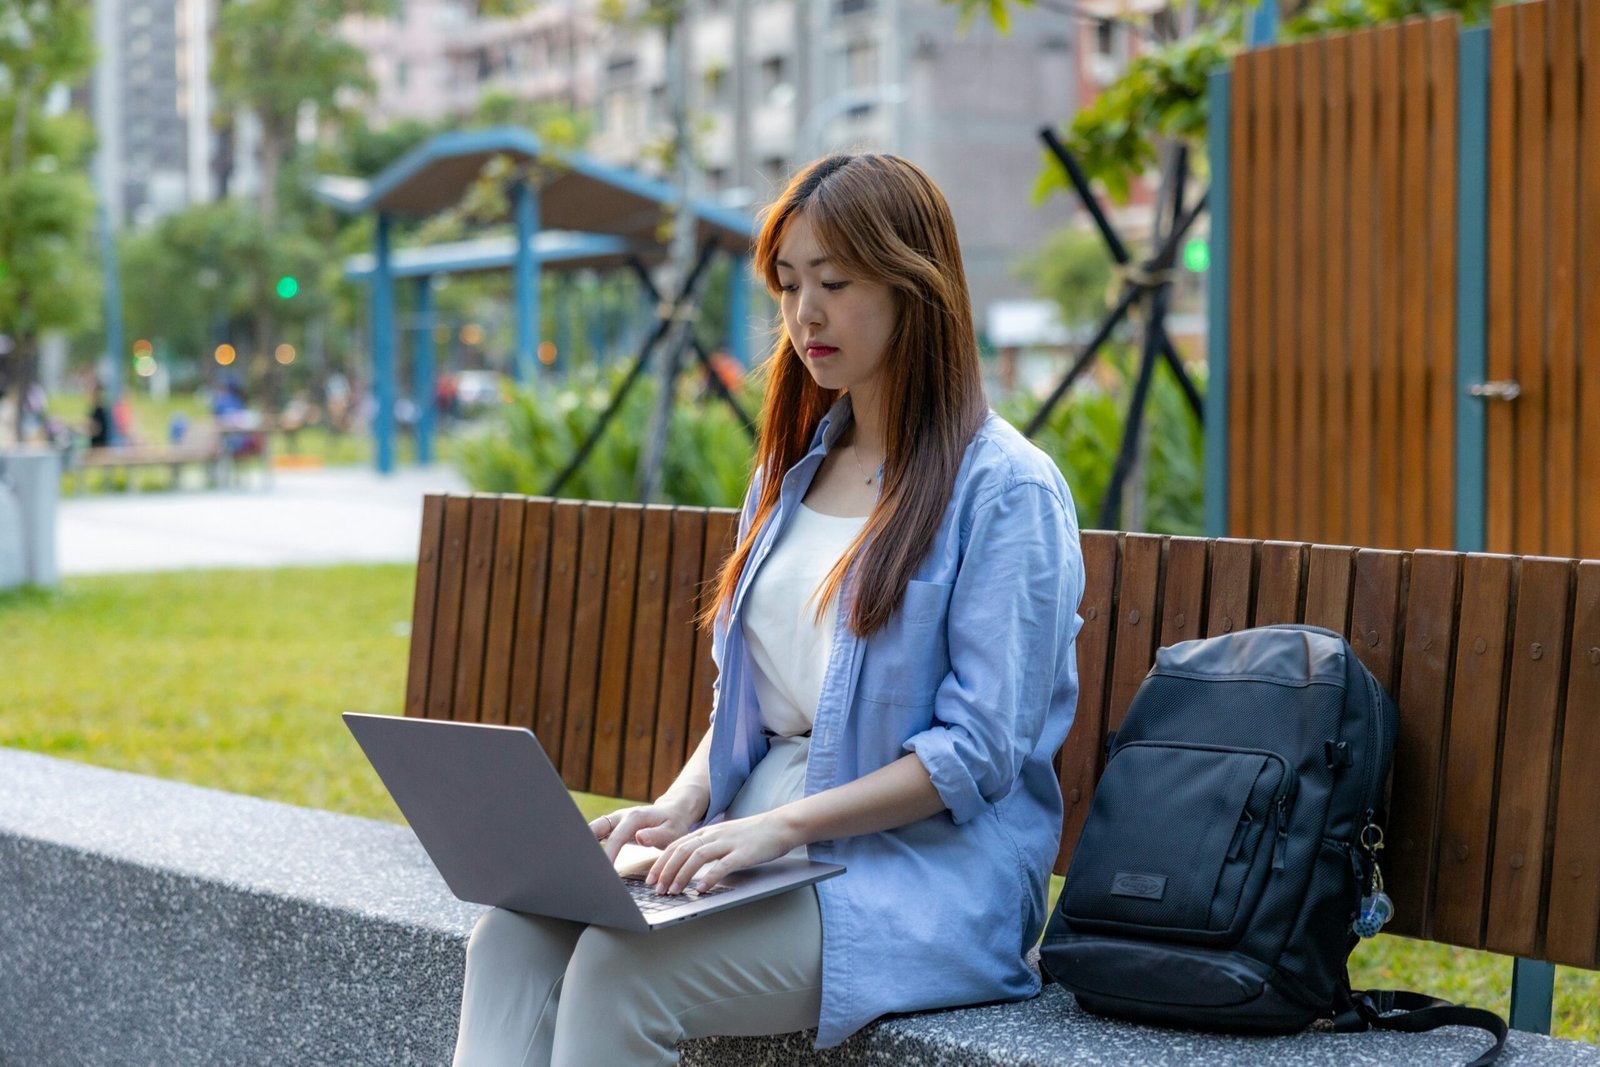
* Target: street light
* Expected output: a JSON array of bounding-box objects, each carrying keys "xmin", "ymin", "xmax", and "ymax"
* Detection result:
[{"xmin": 798, "ymin": 84, "xmax": 908, "ymax": 160}]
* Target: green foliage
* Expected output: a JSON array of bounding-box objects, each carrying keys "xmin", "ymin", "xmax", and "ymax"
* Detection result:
[
  {"xmin": 0, "ymin": 0, "xmax": 99, "ymax": 341},
  {"xmin": 1014, "ymin": 226, "xmax": 1118, "ymax": 332},
  {"xmin": 998, "ymin": 352, "xmax": 1205, "ymax": 534},
  {"xmin": 456, "ymin": 365, "xmax": 755, "ymax": 507}
]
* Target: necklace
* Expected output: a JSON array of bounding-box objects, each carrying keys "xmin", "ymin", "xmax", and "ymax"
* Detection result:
[{"xmin": 849, "ymin": 444, "xmax": 880, "ymax": 485}]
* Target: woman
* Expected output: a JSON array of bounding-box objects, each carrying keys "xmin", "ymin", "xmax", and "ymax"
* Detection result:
[{"xmin": 454, "ymin": 153, "xmax": 1084, "ymax": 1065}]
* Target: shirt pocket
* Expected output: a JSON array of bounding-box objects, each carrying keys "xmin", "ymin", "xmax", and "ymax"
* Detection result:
[{"xmin": 858, "ymin": 579, "xmax": 953, "ymax": 707}]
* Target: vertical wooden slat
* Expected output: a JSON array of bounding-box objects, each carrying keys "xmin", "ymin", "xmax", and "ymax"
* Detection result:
[
  {"xmin": 404, "ymin": 495, "xmax": 446, "ymax": 718},
  {"xmin": 450, "ymin": 497, "xmax": 501, "ymax": 723},
  {"xmin": 1106, "ymin": 534, "xmax": 1162, "ymax": 732},
  {"xmin": 1546, "ymin": 0, "xmax": 1580, "ymax": 559},
  {"xmin": 1303, "ymin": 544, "xmax": 1356, "ymax": 636},
  {"xmin": 1485, "ymin": 558, "xmax": 1573, "ymax": 958},
  {"xmin": 1432, "ymin": 554, "xmax": 1514, "ymax": 948},
  {"xmin": 1349, "ymin": 549, "xmax": 1404, "ymax": 694},
  {"xmin": 1228, "ymin": 56, "xmax": 1256, "ymax": 538},
  {"xmin": 536, "ymin": 502, "xmax": 582, "ymax": 764},
  {"xmin": 1253, "ymin": 541, "xmax": 1306, "ymax": 626},
  {"xmin": 1388, "ymin": 550, "xmax": 1462, "ymax": 939},
  {"xmin": 1298, "ymin": 42, "xmax": 1326, "ymax": 544},
  {"xmin": 1272, "ymin": 45, "xmax": 1301, "ymax": 538},
  {"xmin": 1515, "ymin": 2, "xmax": 1549, "ymax": 555},
  {"xmin": 688, "ymin": 510, "xmax": 737, "ymax": 753},
  {"xmin": 1158, "ymin": 537, "xmax": 1208, "ymax": 648},
  {"xmin": 478, "ymin": 497, "xmax": 526, "ymax": 726},
  {"xmin": 621, "ymin": 506, "xmax": 674, "ymax": 802},
  {"xmin": 1348, "ymin": 29, "xmax": 1379, "ymax": 547},
  {"xmin": 425, "ymin": 496, "xmax": 472, "ymax": 720},
  {"xmin": 1322, "ymin": 35, "xmax": 1353, "ymax": 547},
  {"xmin": 1486, "ymin": 5, "xmax": 1517, "ymax": 555},
  {"xmin": 1546, "ymin": 561, "xmax": 1600, "ymax": 967},
  {"xmin": 507, "ymin": 500, "xmax": 554, "ymax": 733},
  {"xmin": 1373, "ymin": 25, "xmax": 1404, "ymax": 550},
  {"xmin": 1205, "ymin": 539, "xmax": 1257, "ymax": 637},
  {"xmin": 589, "ymin": 505, "xmax": 641, "ymax": 798},
  {"xmin": 1426, "ymin": 16, "xmax": 1459, "ymax": 552},
  {"xmin": 1249, "ymin": 52, "xmax": 1277, "ymax": 539},
  {"xmin": 1056, "ymin": 530, "xmax": 1120, "ymax": 873},
  {"xmin": 652, "ymin": 508, "xmax": 707, "ymax": 798},
  {"xmin": 1398, "ymin": 19, "xmax": 1432, "ymax": 552},
  {"xmin": 560, "ymin": 504, "xmax": 614, "ymax": 791},
  {"xmin": 1579, "ymin": 1, "xmax": 1600, "ymax": 558}
]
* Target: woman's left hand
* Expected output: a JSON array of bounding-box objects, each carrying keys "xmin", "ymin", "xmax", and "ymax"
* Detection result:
[{"xmin": 646, "ymin": 812, "xmax": 796, "ymax": 895}]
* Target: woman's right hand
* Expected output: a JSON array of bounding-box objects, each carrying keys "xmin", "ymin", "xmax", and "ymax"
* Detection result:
[{"xmin": 591, "ymin": 793, "xmax": 705, "ymax": 864}]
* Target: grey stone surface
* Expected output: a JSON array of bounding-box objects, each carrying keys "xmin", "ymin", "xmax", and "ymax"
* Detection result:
[{"xmin": 2, "ymin": 747, "xmax": 1597, "ymax": 1066}]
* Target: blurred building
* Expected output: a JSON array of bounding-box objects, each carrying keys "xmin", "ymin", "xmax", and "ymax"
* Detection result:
[{"xmin": 90, "ymin": 0, "xmax": 221, "ymax": 228}]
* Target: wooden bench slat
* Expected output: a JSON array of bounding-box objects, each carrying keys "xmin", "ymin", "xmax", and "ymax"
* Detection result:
[
  {"xmin": 1387, "ymin": 550, "xmax": 1460, "ymax": 940},
  {"xmin": 404, "ymin": 496, "xmax": 446, "ymax": 718},
  {"xmin": 1303, "ymin": 544, "xmax": 1356, "ymax": 635},
  {"xmin": 621, "ymin": 507, "xmax": 674, "ymax": 802},
  {"xmin": 562, "ymin": 505, "xmax": 615, "ymax": 792},
  {"xmin": 1253, "ymin": 540, "xmax": 1306, "ymax": 625},
  {"xmin": 449, "ymin": 497, "xmax": 501, "ymax": 723},
  {"xmin": 1433, "ymin": 554, "xmax": 1515, "ymax": 948},
  {"xmin": 478, "ymin": 498, "xmax": 526, "ymax": 727},
  {"xmin": 1205, "ymin": 538, "xmax": 1256, "ymax": 637},
  {"xmin": 425, "ymin": 497, "xmax": 472, "ymax": 721},
  {"xmin": 507, "ymin": 500, "xmax": 554, "ymax": 733},
  {"xmin": 535, "ymin": 502, "xmax": 582, "ymax": 772},
  {"xmin": 1546, "ymin": 560, "xmax": 1600, "ymax": 967},
  {"xmin": 1106, "ymin": 534, "xmax": 1162, "ymax": 733},
  {"xmin": 1158, "ymin": 536, "xmax": 1207, "ymax": 647},
  {"xmin": 590, "ymin": 506, "xmax": 643, "ymax": 798},
  {"xmin": 1486, "ymin": 557, "xmax": 1573, "ymax": 958},
  {"xmin": 1055, "ymin": 530, "xmax": 1120, "ymax": 874},
  {"xmin": 652, "ymin": 509, "xmax": 707, "ymax": 799},
  {"xmin": 687, "ymin": 511, "xmax": 737, "ymax": 756},
  {"xmin": 1349, "ymin": 549, "xmax": 1404, "ymax": 694}
]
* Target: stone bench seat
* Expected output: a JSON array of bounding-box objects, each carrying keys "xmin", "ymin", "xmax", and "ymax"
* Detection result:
[{"xmin": 4, "ymin": 748, "xmax": 1592, "ymax": 1066}]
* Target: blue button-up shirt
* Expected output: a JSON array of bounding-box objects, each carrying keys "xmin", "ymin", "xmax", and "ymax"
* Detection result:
[{"xmin": 705, "ymin": 396, "xmax": 1085, "ymax": 1047}]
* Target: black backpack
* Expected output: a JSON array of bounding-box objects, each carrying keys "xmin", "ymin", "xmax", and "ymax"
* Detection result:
[{"xmin": 1040, "ymin": 624, "xmax": 1507, "ymax": 1064}]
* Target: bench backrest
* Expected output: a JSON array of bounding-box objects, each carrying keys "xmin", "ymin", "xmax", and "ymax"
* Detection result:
[{"xmin": 406, "ymin": 493, "xmax": 1600, "ymax": 971}]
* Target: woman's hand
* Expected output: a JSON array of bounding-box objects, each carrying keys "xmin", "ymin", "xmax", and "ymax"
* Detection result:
[
  {"xmin": 590, "ymin": 793, "xmax": 705, "ymax": 864},
  {"xmin": 645, "ymin": 812, "xmax": 798, "ymax": 895}
]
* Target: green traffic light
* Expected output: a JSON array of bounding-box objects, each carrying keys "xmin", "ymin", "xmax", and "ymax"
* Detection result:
[
  {"xmin": 276, "ymin": 275, "xmax": 299, "ymax": 299},
  {"xmin": 1182, "ymin": 238, "xmax": 1210, "ymax": 273}
]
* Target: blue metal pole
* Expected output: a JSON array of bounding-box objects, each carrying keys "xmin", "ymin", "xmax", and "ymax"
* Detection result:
[
  {"xmin": 1204, "ymin": 69, "xmax": 1232, "ymax": 538},
  {"xmin": 1455, "ymin": 25, "xmax": 1490, "ymax": 554},
  {"xmin": 372, "ymin": 212, "xmax": 397, "ymax": 474},
  {"xmin": 513, "ymin": 182, "xmax": 540, "ymax": 384},
  {"xmin": 727, "ymin": 253, "xmax": 751, "ymax": 367},
  {"xmin": 1510, "ymin": 958, "xmax": 1556, "ymax": 1034},
  {"xmin": 414, "ymin": 275, "xmax": 436, "ymax": 466},
  {"xmin": 1247, "ymin": 0, "xmax": 1279, "ymax": 47}
]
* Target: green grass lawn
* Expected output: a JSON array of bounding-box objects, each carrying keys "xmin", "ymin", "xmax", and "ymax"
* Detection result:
[{"xmin": 1, "ymin": 565, "xmax": 1595, "ymax": 1041}]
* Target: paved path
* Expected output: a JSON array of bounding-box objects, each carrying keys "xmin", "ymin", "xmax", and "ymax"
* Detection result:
[{"xmin": 57, "ymin": 465, "xmax": 470, "ymax": 575}]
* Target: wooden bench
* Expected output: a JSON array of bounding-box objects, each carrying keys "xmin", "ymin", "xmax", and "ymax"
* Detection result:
[
  {"xmin": 405, "ymin": 492, "xmax": 1600, "ymax": 1042},
  {"xmin": 71, "ymin": 427, "xmax": 271, "ymax": 494}
]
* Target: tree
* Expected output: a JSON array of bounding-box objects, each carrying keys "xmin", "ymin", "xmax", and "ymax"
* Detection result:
[{"xmin": 0, "ymin": 0, "xmax": 99, "ymax": 443}]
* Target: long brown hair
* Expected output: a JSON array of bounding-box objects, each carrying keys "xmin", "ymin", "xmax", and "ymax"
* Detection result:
[{"xmin": 702, "ymin": 154, "xmax": 987, "ymax": 638}]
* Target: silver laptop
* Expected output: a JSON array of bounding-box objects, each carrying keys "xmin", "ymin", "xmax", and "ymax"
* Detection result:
[{"xmin": 344, "ymin": 713, "xmax": 844, "ymax": 931}]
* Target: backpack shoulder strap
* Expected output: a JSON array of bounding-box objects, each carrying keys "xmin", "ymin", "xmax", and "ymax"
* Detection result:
[{"xmin": 1331, "ymin": 987, "xmax": 1508, "ymax": 1067}]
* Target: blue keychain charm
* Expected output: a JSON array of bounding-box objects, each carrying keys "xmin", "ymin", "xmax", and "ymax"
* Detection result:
[{"xmin": 1352, "ymin": 822, "xmax": 1392, "ymax": 939}]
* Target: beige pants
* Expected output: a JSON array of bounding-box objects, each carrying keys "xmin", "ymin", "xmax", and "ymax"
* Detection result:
[
  {"xmin": 451, "ymin": 885, "xmax": 823, "ymax": 1067},
  {"xmin": 456, "ymin": 736, "xmax": 820, "ymax": 1066}
]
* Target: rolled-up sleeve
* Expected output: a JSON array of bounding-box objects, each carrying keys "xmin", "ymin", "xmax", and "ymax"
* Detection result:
[{"xmin": 904, "ymin": 478, "xmax": 1082, "ymax": 824}]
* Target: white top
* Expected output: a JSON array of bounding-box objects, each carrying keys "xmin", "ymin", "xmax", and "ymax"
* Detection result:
[{"xmin": 740, "ymin": 503, "xmax": 869, "ymax": 738}]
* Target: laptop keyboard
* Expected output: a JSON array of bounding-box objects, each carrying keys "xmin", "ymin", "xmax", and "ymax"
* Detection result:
[{"xmin": 622, "ymin": 876, "xmax": 735, "ymax": 914}]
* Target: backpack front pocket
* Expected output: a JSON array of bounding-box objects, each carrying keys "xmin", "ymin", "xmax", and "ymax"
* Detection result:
[{"xmin": 1061, "ymin": 742, "xmax": 1293, "ymax": 946}]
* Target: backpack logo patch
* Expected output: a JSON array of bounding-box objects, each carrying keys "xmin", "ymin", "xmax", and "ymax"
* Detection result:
[{"xmin": 1110, "ymin": 873, "xmax": 1167, "ymax": 900}]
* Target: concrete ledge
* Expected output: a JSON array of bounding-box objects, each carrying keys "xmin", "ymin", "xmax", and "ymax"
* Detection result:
[{"xmin": 1, "ymin": 747, "xmax": 1595, "ymax": 1066}]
